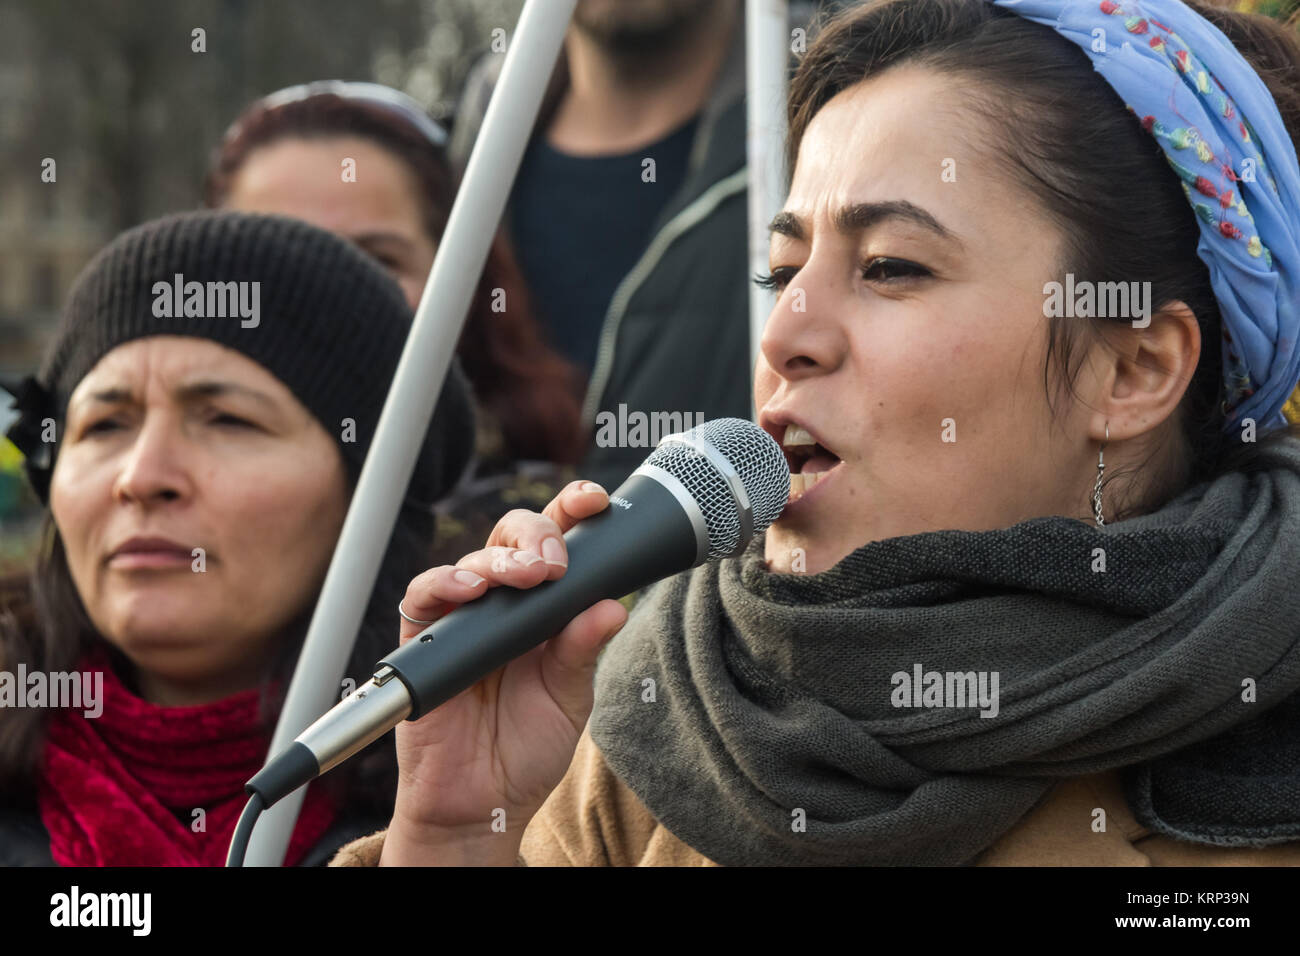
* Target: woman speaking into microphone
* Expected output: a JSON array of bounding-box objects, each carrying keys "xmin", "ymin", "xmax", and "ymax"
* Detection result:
[{"xmin": 335, "ymin": 0, "xmax": 1300, "ymax": 867}]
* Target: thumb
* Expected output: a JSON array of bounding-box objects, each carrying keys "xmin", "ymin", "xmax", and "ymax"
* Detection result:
[{"xmin": 538, "ymin": 599, "xmax": 629, "ymax": 728}]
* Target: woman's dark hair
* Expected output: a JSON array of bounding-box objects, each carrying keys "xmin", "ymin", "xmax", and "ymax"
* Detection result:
[
  {"xmin": 788, "ymin": 0, "xmax": 1300, "ymax": 519},
  {"xmin": 204, "ymin": 92, "xmax": 586, "ymax": 466},
  {"xmin": 0, "ymin": 465, "xmax": 426, "ymax": 827}
]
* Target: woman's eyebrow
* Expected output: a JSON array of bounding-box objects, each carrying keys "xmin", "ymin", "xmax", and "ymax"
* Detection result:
[
  {"xmin": 351, "ymin": 231, "xmax": 415, "ymax": 252},
  {"xmin": 768, "ymin": 201, "xmax": 963, "ymax": 248},
  {"xmin": 80, "ymin": 381, "xmax": 277, "ymax": 410}
]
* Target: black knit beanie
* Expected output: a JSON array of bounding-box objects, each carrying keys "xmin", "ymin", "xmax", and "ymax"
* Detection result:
[{"xmin": 3, "ymin": 209, "xmax": 476, "ymax": 510}]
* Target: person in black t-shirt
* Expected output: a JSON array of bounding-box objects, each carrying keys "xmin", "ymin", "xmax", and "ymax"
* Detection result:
[
  {"xmin": 507, "ymin": 0, "xmax": 737, "ymax": 380},
  {"xmin": 449, "ymin": 0, "xmax": 771, "ymax": 491}
]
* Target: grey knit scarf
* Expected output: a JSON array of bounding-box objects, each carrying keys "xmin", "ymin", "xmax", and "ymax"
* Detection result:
[{"xmin": 589, "ymin": 439, "xmax": 1300, "ymax": 865}]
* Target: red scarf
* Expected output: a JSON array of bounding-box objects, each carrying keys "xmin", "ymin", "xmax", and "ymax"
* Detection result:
[{"xmin": 38, "ymin": 646, "xmax": 337, "ymax": 866}]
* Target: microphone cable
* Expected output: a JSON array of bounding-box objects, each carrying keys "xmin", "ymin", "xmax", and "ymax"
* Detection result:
[{"xmin": 226, "ymin": 792, "xmax": 265, "ymax": 867}]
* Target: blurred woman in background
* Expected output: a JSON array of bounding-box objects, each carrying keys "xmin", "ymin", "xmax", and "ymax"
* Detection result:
[{"xmin": 204, "ymin": 82, "xmax": 587, "ymax": 564}]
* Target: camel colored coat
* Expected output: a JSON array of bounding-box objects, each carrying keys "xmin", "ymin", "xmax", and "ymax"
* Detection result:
[{"xmin": 330, "ymin": 726, "xmax": 1300, "ymax": 867}]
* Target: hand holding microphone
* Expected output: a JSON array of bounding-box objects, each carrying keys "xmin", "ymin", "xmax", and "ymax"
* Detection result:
[
  {"xmin": 383, "ymin": 481, "xmax": 630, "ymax": 865},
  {"xmin": 234, "ymin": 418, "xmax": 789, "ymax": 866}
]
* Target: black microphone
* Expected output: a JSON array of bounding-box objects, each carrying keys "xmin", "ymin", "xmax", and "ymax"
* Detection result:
[{"xmin": 244, "ymin": 417, "xmax": 790, "ymax": 809}]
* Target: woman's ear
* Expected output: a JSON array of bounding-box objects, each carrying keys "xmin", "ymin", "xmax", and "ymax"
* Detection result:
[{"xmin": 1088, "ymin": 301, "xmax": 1201, "ymax": 443}]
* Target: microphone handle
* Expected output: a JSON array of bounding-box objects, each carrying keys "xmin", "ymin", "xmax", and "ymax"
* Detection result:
[{"xmin": 380, "ymin": 472, "xmax": 700, "ymax": 720}]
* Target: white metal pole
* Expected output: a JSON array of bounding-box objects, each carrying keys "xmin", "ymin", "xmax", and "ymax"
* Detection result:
[
  {"xmin": 244, "ymin": 0, "xmax": 579, "ymax": 866},
  {"xmin": 745, "ymin": 0, "xmax": 790, "ymax": 414}
]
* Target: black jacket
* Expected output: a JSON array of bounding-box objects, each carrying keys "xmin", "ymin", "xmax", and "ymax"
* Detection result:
[{"xmin": 448, "ymin": 6, "xmax": 786, "ymax": 490}]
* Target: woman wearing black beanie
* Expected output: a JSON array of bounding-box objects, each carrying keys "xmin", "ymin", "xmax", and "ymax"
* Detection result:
[{"xmin": 0, "ymin": 209, "xmax": 476, "ymax": 866}]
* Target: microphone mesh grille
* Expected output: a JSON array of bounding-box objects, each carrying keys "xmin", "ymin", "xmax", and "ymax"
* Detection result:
[{"xmin": 644, "ymin": 417, "xmax": 790, "ymax": 559}]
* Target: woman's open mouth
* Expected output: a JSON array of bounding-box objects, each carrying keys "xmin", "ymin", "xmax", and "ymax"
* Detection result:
[{"xmin": 782, "ymin": 425, "xmax": 844, "ymax": 504}]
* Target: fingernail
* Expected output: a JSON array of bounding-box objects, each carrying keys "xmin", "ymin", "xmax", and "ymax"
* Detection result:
[
  {"xmin": 580, "ymin": 481, "xmax": 606, "ymax": 495},
  {"xmin": 454, "ymin": 570, "xmax": 485, "ymax": 587},
  {"xmin": 512, "ymin": 550, "xmax": 543, "ymax": 566},
  {"xmin": 542, "ymin": 537, "xmax": 567, "ymax": 567}
]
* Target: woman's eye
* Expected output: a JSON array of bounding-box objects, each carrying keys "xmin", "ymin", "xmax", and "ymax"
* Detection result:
[
  {"xmin": 85, "ymin": 415, "xmax": 251, "ymax": 433},
  {"xmin": 363, "ymin": 249, "xmax": 401, "ymax": 271},
  {"xmin": 755, "ymin": 258, "xmax": 929, "ymax": 293},
  {"xmin": 862, "ymin": 257, "xmax": 930, "ymax": 282},
  {"xmin": 753, "ymin": 267, "xmax": 798, "ymax": 293}
]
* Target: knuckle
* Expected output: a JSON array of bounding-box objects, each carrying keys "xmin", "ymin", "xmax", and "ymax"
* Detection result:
[
  {"xmin": 502, "ymin": 507, "xmax": 543, "ymax": 528},
  {"xmin": 407, "ymin": 566, "xmax": 442, "ymax": 593},
  {"xmin": 456, "ymin": 547, "xmax": 495, "ymax": 567}
]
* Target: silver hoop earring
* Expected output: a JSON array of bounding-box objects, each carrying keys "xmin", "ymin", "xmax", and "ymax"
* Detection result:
[{"xmin": 1092, "ymin": 422, "xmax": 1109, "ymax": 528}]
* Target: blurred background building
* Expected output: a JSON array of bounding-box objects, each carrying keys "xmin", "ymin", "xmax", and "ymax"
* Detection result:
[{"xmin": 0, "ymin": 0, "xmax": 523, "ymax": 570}]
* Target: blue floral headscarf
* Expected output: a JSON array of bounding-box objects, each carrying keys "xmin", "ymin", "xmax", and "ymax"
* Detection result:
[{"xmin": 991, "ymin": 0, "xmax": 1300, "ymax": 433}]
